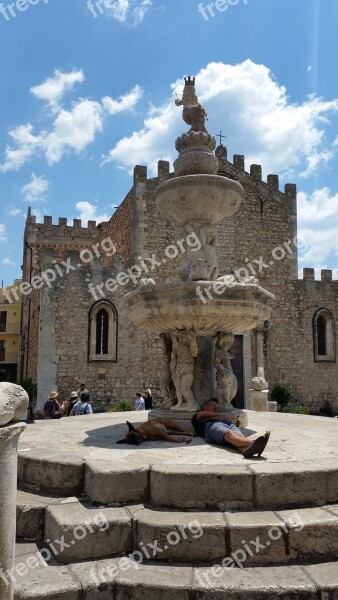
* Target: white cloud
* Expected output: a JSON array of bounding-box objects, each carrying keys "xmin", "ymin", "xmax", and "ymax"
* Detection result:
[
  {"xmin": 103, "ymin": 0, "xmax": 152, "ymax": 26},
  {"xmin": 102, "ymin": 85, "xmax": 143, "ymax": 114},
  {"xmin": 104, "ymin": 60, "xmax": 338, "ymax": 178},
  {"xmin": 307, "ymin": 65, "xmax": 313, "ymax": 72},
  {"xmin": 44, "ymin": 100, "xmax": 103, "ymax": 164},
  {"xmin": 76, "ymin": 201, "xmax": 110, "ymax": 224},
  {"xmin": 0, "ymin": 224, "xmax": 7, "ymax": 242},
  {"xmin": 30, "ymin": 69, "xmax": 84, "ymax": 111},
  {"xmin": 2, "ymin": 256, "xmax": 17, "ymax": 267},
  {"xmin": 0, "ymin": 124, "xmax": 42, "ymax": 173},
  {"xmin": 0, "ymin": 78, "xmax": 143, "ymax": 171},
  {"xmin": 6, "ymin": 207, "xmax": 22, "ymax": 216},
  {"xmin": 21, "ymin": 173, "xmax": 49, "ymax": 202},
  {"xmin": 297, "ymin": 187, "xmax": 338, "ymax": 271}
]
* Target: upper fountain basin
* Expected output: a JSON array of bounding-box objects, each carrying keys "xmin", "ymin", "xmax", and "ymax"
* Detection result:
[{"xmin": 155, "ymin": 174, "xmax": 243, "ymax": 225}]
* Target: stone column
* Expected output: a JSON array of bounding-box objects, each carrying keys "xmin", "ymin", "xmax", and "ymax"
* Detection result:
[{"xmin": 0, "ymin": 423, "xmax": 26, "ymax": 600}]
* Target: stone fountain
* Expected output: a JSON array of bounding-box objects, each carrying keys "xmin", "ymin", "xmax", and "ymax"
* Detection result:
[{"xmin": 126, "ymin": 76, "xmax": 275, "ymax": 427}]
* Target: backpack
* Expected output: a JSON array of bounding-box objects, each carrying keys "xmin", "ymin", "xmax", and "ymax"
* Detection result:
[{"xmin": 78, "ymin": 402, "xmax": 91, "ymax": 415}]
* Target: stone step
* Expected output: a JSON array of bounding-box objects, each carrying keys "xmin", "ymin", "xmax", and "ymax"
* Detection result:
[
  {"xmin": 42, "ymin": 499, "xmax": 338, "ymax": 566},
  {"xmin": 16, "ymin": 489, "xmax": 75, "ymax": 541},
  {"xmin": 84, "ymin": 459, "xmax": 338, "ymax": 509},
  {"xmin": 18, "ymin": 448, "xmax": 338, "ymax": 510},
  {"xmin": 12, "ymin": 549, "xmax": 338, "ymax": 600}
]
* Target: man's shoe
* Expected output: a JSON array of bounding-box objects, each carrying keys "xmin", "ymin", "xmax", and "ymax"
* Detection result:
[{"xmin": 242, "ymin": 431, "xmax": 270, "ymax": 458}]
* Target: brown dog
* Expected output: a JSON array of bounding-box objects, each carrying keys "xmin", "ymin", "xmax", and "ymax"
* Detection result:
[{"xmin": 116, "ymin": 418, "xmax": 194, "ymax": 445}]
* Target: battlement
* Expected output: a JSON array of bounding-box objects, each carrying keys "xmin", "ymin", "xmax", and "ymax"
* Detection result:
[
  {"xmin": 25, "ymin": 209, "xmax": 99, "ymax": 247},
  {"xmin": 301, "ymin": 268, "xmax": 338, "ymax": 283},
  {"xmin": 215, "ymin": 145, "xmax": 296, "ymax": 199},
  {"xmin": 27, "ymin": 212, "xmax": 98, "ymax": 231}
]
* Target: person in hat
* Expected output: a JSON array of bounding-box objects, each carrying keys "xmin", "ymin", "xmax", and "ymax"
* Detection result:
[
  {"xmin": 43, "ymin": 391, "xmax": 63, "ymax": 420},
  {"xmin": 70, "ymin": 391, "xmax": 93, "ymax": 416},
  {"xmin": 63, "ymin": 391, "xmax": 79, "ymax": 417}
]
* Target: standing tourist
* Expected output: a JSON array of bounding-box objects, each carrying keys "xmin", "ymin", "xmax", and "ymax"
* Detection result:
[
  {"xmin": 43, "ymin": 391, "xmax": 63, "ymax": 419},
  {"xmin": 76, "ymin": 382, "xmax": 89, "ymax": 397},
  {"xmin": 134, "ymin": 393, "xmax": 145, "ymax": 411},
  {"xmin": 144, "ymin": 388, "xmax": 153, "ymax": 410},
  {"xmin": 63, "ymin": 391, "xmax": 79, "ymax": 416}
]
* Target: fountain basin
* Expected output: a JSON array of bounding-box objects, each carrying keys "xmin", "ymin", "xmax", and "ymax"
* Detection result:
[
  {"xmin": 126, "ymin": 280, "xmax": 275, "ymax": 335},
  {"xmin": 155, "ymin": 174, "xmax": 243, "ymax": 225}
]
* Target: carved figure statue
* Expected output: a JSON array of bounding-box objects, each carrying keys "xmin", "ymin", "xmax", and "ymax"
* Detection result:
[
  {"xmin": 0, "ymin": 382, "xmax": 29, "ymax": 426},
  {"xmin": 170, "ymin": 329, "xmax": 199, "ymax": 412},
  {"xmin": 251, "ymin": 367, "xmax": 268, "ymax": 391},
  {"xmin": 160, "ymin": 333, "xmax": 176, "ymax": 406},
  {"xmin": 214, "ymin": 332, "xmax": 237, "ymax": 409},
  {"xmin": 175, "ymin": 77, "xmax": 208, "ymax": 133},
  {"xmin": 178, "ymin": 223, "xmax": 219, "ymax": 282}
]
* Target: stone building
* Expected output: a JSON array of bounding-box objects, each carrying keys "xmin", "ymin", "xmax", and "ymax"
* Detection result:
[
  {"xmin": 0, "ymin": 280, "xmax": 21, "ymax": 382},
  {"xmin": 20, "ymin": 146, "xmax": 338, "ymax": 412}
]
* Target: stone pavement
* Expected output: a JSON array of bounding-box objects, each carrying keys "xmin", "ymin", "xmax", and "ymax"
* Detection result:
[{"xmin": 18, "ymin": 409, "xmax": 338, "ymax": 465}]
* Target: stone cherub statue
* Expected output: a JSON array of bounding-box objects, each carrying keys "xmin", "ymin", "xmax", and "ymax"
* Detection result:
[
  {"xmin": 214, "ymin": 332, "xmax": 237, "ymax": 409},
  {"xmin": 175, "ymin": 76, "xmax": 208, "ymax": 133},
  {"xmin": 170, "ymin": 329, "xmax": 199, "ymax": 412},
  {"xmin": 0, "ymin": 382, "xmax": 29, "ymax": 426}
]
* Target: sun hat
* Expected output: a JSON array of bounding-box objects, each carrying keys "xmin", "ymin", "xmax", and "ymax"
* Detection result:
[
  {"xmin": 70, "ymin": 391, "xmax": 79, "ymax": 399},
  {"xmin": 48, "ymin": 391, "xmax": 59, "ymax": 400}
]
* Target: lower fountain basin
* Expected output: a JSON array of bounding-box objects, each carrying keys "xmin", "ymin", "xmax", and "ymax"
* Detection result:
[{"xmin": 126, "ymin": 280, "xmax": 275, "ymax": 335}]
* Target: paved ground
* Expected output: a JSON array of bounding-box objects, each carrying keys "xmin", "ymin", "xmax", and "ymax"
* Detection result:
[{"xmin": 19, "ymin": 410, "xmax": 338, "ymax": 466}]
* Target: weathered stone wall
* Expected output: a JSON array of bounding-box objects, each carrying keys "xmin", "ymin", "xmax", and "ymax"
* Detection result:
[{"xmin": 99, "ymin": 188, "xmax": 134, "ymax": 267}]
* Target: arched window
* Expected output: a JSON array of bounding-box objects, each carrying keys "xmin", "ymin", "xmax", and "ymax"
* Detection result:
[
  {"xmin": 96, "ymin": 309, "xmax": 109, "ymax": 355},
  {"xmin": 313, "ymin": 309, "xmax": 335, "ymax": 362},
  {"xmin": 89, "ymin": 301, "xmax": 118, "ymax": 362}
]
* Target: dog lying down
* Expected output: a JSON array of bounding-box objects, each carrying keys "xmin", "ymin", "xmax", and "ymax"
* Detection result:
[{"xmin": 116, "ymin": 418, "xmax": 195, "ymax": 445}]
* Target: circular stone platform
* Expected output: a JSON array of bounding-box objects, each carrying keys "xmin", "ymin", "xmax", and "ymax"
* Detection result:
[
  {"xmin": 17, "ymin": 411, "xmax": 338, "ymax": 510},
  {"xmin": 19, "ymin": 410, "xmax": 338, "ymax": 465}
]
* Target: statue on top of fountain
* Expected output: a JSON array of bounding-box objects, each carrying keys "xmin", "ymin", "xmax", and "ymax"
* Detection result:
[{"xmin": 175, "ymin": 76, "xmax": 208, "ymax": 133}]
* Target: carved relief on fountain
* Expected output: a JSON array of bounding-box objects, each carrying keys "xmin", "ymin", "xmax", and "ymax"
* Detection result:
[
  {"xmin": 214, "ymin": 332, "xmax": 238, "ymax": 409},
  {"xmin": 178, "ymin": 222, "xmax": 219, "ymax": 282}
]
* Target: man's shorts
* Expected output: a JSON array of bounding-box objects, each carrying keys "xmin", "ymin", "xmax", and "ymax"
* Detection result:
[{"xmin": 204, "ymin": 421, "xmax": 242, "ymax": 445}]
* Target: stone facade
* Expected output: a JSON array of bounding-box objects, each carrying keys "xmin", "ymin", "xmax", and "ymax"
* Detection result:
[{"xmin": 20, "ymin": 147, "xmax": 338, "ymax": 412}]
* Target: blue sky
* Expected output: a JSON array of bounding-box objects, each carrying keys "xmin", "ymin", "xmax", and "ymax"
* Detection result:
[{"xmin": 1, "ymin": 0, "xmax": 338, "ymax": 285}]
